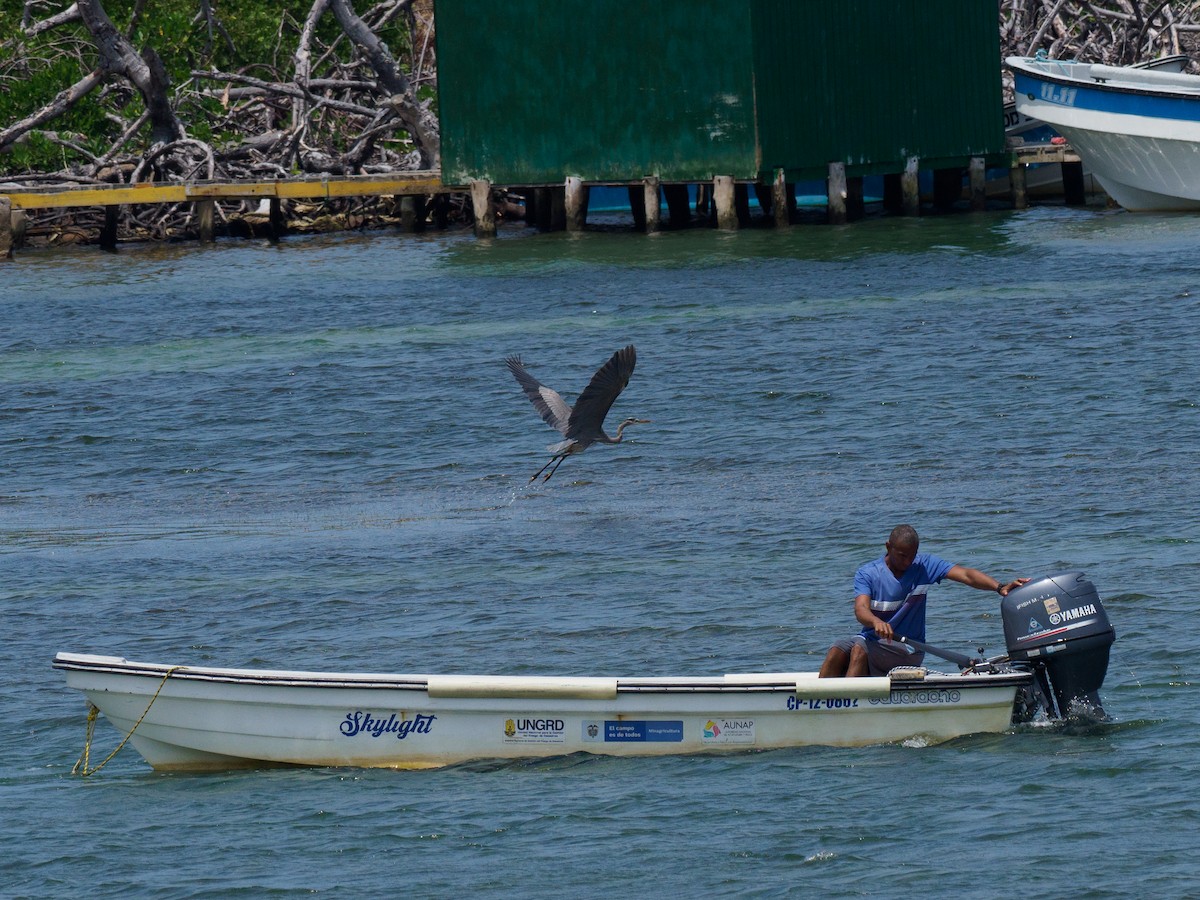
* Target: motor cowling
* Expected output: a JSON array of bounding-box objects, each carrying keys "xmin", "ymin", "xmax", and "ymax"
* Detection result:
[{"xmin": 1001, "ymin": 572, "xmax": 1115, "ymax": 718}]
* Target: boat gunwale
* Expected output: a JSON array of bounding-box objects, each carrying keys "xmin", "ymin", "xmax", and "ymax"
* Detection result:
[
  {"xmin": 52, "ymin": 653, "xmax": 1032, "ymax": 694},
  {"xmin": 1008, "ymin": 57, "xmax": 1200, "ymax": 103}
]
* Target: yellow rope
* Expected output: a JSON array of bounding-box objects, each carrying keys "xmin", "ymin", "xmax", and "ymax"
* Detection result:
[{"xmin": 72, "ymin": 666, "xmax": 183, "ymax": 777}]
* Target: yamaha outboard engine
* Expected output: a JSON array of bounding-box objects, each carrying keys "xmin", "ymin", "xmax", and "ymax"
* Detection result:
[{"xmin": 1001, "ymin": 572, "xmax": 1115, "ymax": 719}]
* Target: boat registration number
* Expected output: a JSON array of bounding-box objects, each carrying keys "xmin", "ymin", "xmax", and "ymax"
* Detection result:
[
  {"xmin": 1040, "ymin": 83, "xmax": 1078, "ymax": 106},
  {"xmin": 786, "ymin": 696, "xmax": 859, "ymax": 711}
]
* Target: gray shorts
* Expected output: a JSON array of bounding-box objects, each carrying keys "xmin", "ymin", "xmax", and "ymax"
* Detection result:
[{"xmin": 832, "ymin": 635, "xmax": 924, "ymax": 677}]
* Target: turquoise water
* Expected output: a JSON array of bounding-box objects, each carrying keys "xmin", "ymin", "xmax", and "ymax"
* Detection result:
[{"xmin": 2, "ymin": 208, "xmax": 1197, "ymax": 897}]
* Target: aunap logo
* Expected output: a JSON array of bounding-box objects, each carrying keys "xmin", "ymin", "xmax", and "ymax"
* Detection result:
[{"xmin": 704, "ymin": 720, "xmax": 721, "ymax": 738}]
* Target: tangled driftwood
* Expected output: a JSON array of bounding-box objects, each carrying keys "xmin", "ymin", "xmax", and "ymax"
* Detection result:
[{"xmin": 2, "ymin": 0, "xmax": 448, "ymax": 244}]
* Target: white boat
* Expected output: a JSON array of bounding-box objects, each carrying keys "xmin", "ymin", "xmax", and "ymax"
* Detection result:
[
  {"xmin": 54, "ymin": 573, "xmax": 1115, "ymax": 772},
  {"xmin": 54, "ymin": 653, "xmax": 1032, "ymax": 771},
  {"xmin": 1007, "ymin": 54, "xmax": 1200, "ymax": 210}
]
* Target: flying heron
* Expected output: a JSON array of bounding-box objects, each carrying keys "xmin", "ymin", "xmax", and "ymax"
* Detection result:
[{"xmin": 506, "ymin": 344, "xmax": 649, "ymax": 483}]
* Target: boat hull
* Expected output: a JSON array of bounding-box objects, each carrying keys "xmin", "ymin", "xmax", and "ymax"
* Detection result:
[
  {"xmin": 1008, "ymin": 57, "xmax": 1200, "ymax": 211},
  {"xmin": 55, "ymin": 653, "xmax": 1030, "ymax": 771}
]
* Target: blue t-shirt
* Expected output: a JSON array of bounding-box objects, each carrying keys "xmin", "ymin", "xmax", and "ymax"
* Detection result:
[{"xmin": 854, "ymin": 552, "xmax": 954, "ymax": 643}]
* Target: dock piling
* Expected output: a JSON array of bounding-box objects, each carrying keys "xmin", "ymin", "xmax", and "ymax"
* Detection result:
[
  {"xmin": 1063, "ymin": 161, "xmax": 1086, "ymax": 206},
  {"xmin": 471, "ymin": 179, "xmax": 496, "ymax": 237},
  {"xmin": 100, "ymin": 206, "xmax": 119, "ymax": 252},
  {"xmin": 643, "ymin": 176, "xmax": 661, "ymax": 233},
  {"xmin": 1010, "ymin": 163, "xmax": 1028, "ymax": 209},
  {"xmin": 846, "ymin": 176, "xmax": 865, "ymax": 221},
  {"xmin": 268, "ymin": 198, "xmax": 286, "ymax": 242},
  {"xmin": 663, "ymin": 184, "xmax": 690, "ymax": 227},
  {"xmin": 565, "ymin": 177, "xmax": 587, "ymax": 231},
  {"xmin": 771, "ymin": 168, "xmax": 790, "ymax": 228},
  {"xmin": 969, "ymin": 157, "xmax": 986, "ymax": 210},
  {"xmin": 902, "ymin": 156, "xmax": 920, "ymax": 216},
  {"xmin": 827, "ymin": 162, "xmax": 847, "ymax": 225},
  {"xmin": 549, "ymin": 187, "xmax": 566, "ymax": 230},
  {"xmin": 400, "ymin": 195, "xmax": 427, "ymax": 232},
  {"xmin": 714, "ymin": 176, "xmax": 737, "ymax": 230},
  {"xmin": 735, "ymin": 184, "xmax": 751, "ymax": 227},
  {"xmin": 695, "ymin": 183, "xmax": 711, "ymax": 220},
  {"xmin": 196, "ymin": 199, "xmax": 215, "ymax": 242}
]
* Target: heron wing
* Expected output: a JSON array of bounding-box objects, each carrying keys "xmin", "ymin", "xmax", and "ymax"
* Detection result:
[
  {"xmin": 566, "ymin": 344, "xmax": 636, "ymax": 441},
  {"xmin": 506, "ymin": 355, "xmax": 572, "ymax": 435}
]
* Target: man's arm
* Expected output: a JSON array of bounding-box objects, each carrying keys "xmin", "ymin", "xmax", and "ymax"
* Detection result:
[
  {"xmin": 854, "ymin": 593, "xmax": 894, "ymax": 640},
  {"xmin": 945, "ymin": 565, "xmax": 1030, "ymax": 597}
]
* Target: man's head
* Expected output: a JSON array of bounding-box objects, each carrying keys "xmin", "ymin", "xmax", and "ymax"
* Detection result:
[{"xmin": 885, "ymin": 524, "xmax": 919, "ymax": 578}]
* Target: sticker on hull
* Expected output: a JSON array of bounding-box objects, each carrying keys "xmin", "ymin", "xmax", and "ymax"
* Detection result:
[
  {"xmin": 582, "ymin": 720, "xmax": 683, "ymax": 743},
  {"xmin": 503, "ymin": 717, "xmax": 566, "ymax": 744},
  {"xmin": 701, "ymin": 718, "xmax": 756, "ymax": 744}
]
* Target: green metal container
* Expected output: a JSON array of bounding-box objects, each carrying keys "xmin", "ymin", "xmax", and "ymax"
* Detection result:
[{"xmin": 435, "ymin": 0, "xmax": 1004, "ymax": 185}]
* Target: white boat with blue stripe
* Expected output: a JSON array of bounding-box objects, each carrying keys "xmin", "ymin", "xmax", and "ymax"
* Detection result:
[{"xmin": 1007, "ymin": 54, "xmax": 1200, "ymax": 210}]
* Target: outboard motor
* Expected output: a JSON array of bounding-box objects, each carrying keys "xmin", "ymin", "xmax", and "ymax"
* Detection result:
[{"xmin": 1001, "ymin": 572, "xmax": 1115, "ymax": 719}]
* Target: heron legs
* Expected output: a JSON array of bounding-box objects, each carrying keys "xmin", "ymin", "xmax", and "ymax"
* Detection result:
[{"xmin": 528, "ymin": 454, "xmax": 568, "ymax": 483}]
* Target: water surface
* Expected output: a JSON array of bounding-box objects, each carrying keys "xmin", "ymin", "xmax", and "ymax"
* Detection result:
[{"xmin": 2, "ymin": 207, "xmax": 1197, "ymax": 897}]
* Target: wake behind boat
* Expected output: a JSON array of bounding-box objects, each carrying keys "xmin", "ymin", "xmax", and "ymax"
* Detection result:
[
  {"xmin": 55, "ymin": 574, "xmax": 1115, "ymax": 772},
  {"xmin": 1008, "ymin": 54, "xmax": 1200, "ymax": 210}
]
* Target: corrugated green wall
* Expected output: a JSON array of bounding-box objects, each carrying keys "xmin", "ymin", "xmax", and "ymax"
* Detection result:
[
  {"xmin": 436, "ymin": 0, "xmax": 759, "ymax": 184},
  {"xmin": 436, "ymin": 0, "xmax": 1004, "ymax": 185},
  {"xmin": 751, "ymin": 0, "xmax": 1005, "ymax": 180}
]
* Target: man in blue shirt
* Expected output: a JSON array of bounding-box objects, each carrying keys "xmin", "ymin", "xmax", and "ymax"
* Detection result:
[{"xmin": 819, "ymin": 524, "xmax": 1028, "ymax": 678}]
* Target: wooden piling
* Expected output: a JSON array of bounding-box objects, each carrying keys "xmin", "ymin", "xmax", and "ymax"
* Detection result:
[
  {"xmin": 902, "ymin": 156, "xmax": 920, "ymax": 216},
  {"xmin": 664, "ymin": 184, "xmax": 691, "ymax": 227},
  {"xmin": 11, "ymin": 208, "xmax": 26, "ymax": 251},
  {"xmin": 1063, "ymin": 161, "xmax": 1086, "ymax": 206},
  {"xmin": 847, "ymin": 176, "xmax": 865, "ymax": 221},
  {"xmin": 196, "ymin": 199, "xmax": 215, "ymax": 242},
  {"xmin": 549, "ymin": 186, "xmax": 566, "ymax": 230},
  {"xmin": 753, "ymin": 183, "xmax": 772, "ymax": 218},
  {"xmin": 772, "ymin": 168, "xmax": 790, "ymax": 228},
  {"xmin": 268, "ymin": 197, "xmax": 286, "ymax": 242},
  {"xmin": 735, "ymin": 184, "xmax": 751, "ymax": 227},
  {"xmin": 714, "ymin": 176, "xmax": 737, "ymax": 230},
  {"xmin": 627, "ymin": 186, "xmax": 647, "ymax": 231},
  {"xmin": 969, "ymin": 157, "xmax": 986, "ymax": 210},
  {"xmin": 565, "ymin": 177, "xmax": 587, "ymax": 231},
  {"xmin": 1010, "ymin": 162, "xmax": 1028, "ymax": 209},
  {"xmin": 100, "ymin": 205, "xmax": 119, "ymax": 252},
  {"xmin": 0, "ymin": 198, "xmax": 11, "ymax": 260},
  {"xmin": 643, "ymin": 176, "xmax": 661, "ymax": 233},
  {"xmin": 695, "ymin": 183, "xmax": 711, "ymax": 220},
  {"xmin": 400, "ymin": 195, "xmax": 427, "ymax": 231},
  {"xmin": 933, "ymin": 167, "xmax": 961, "ymax": 210},
  {"xmin": 471, "ymin": 179, "xmax": 496, "ymax": 237},
  {"xmin": 827, "ymin": 162, "xmax": 847, "ymax": 225}
]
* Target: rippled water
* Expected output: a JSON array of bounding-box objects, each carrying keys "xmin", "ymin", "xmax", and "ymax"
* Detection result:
[{"xmin": 2, "ymin": 207, "xmax": 1197, "ymax": 897}]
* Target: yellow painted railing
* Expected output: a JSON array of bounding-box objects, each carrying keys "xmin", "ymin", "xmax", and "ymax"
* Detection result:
[{"xmin": 1, "ymin": 171, "xmax": 454, "ymax": 210}]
